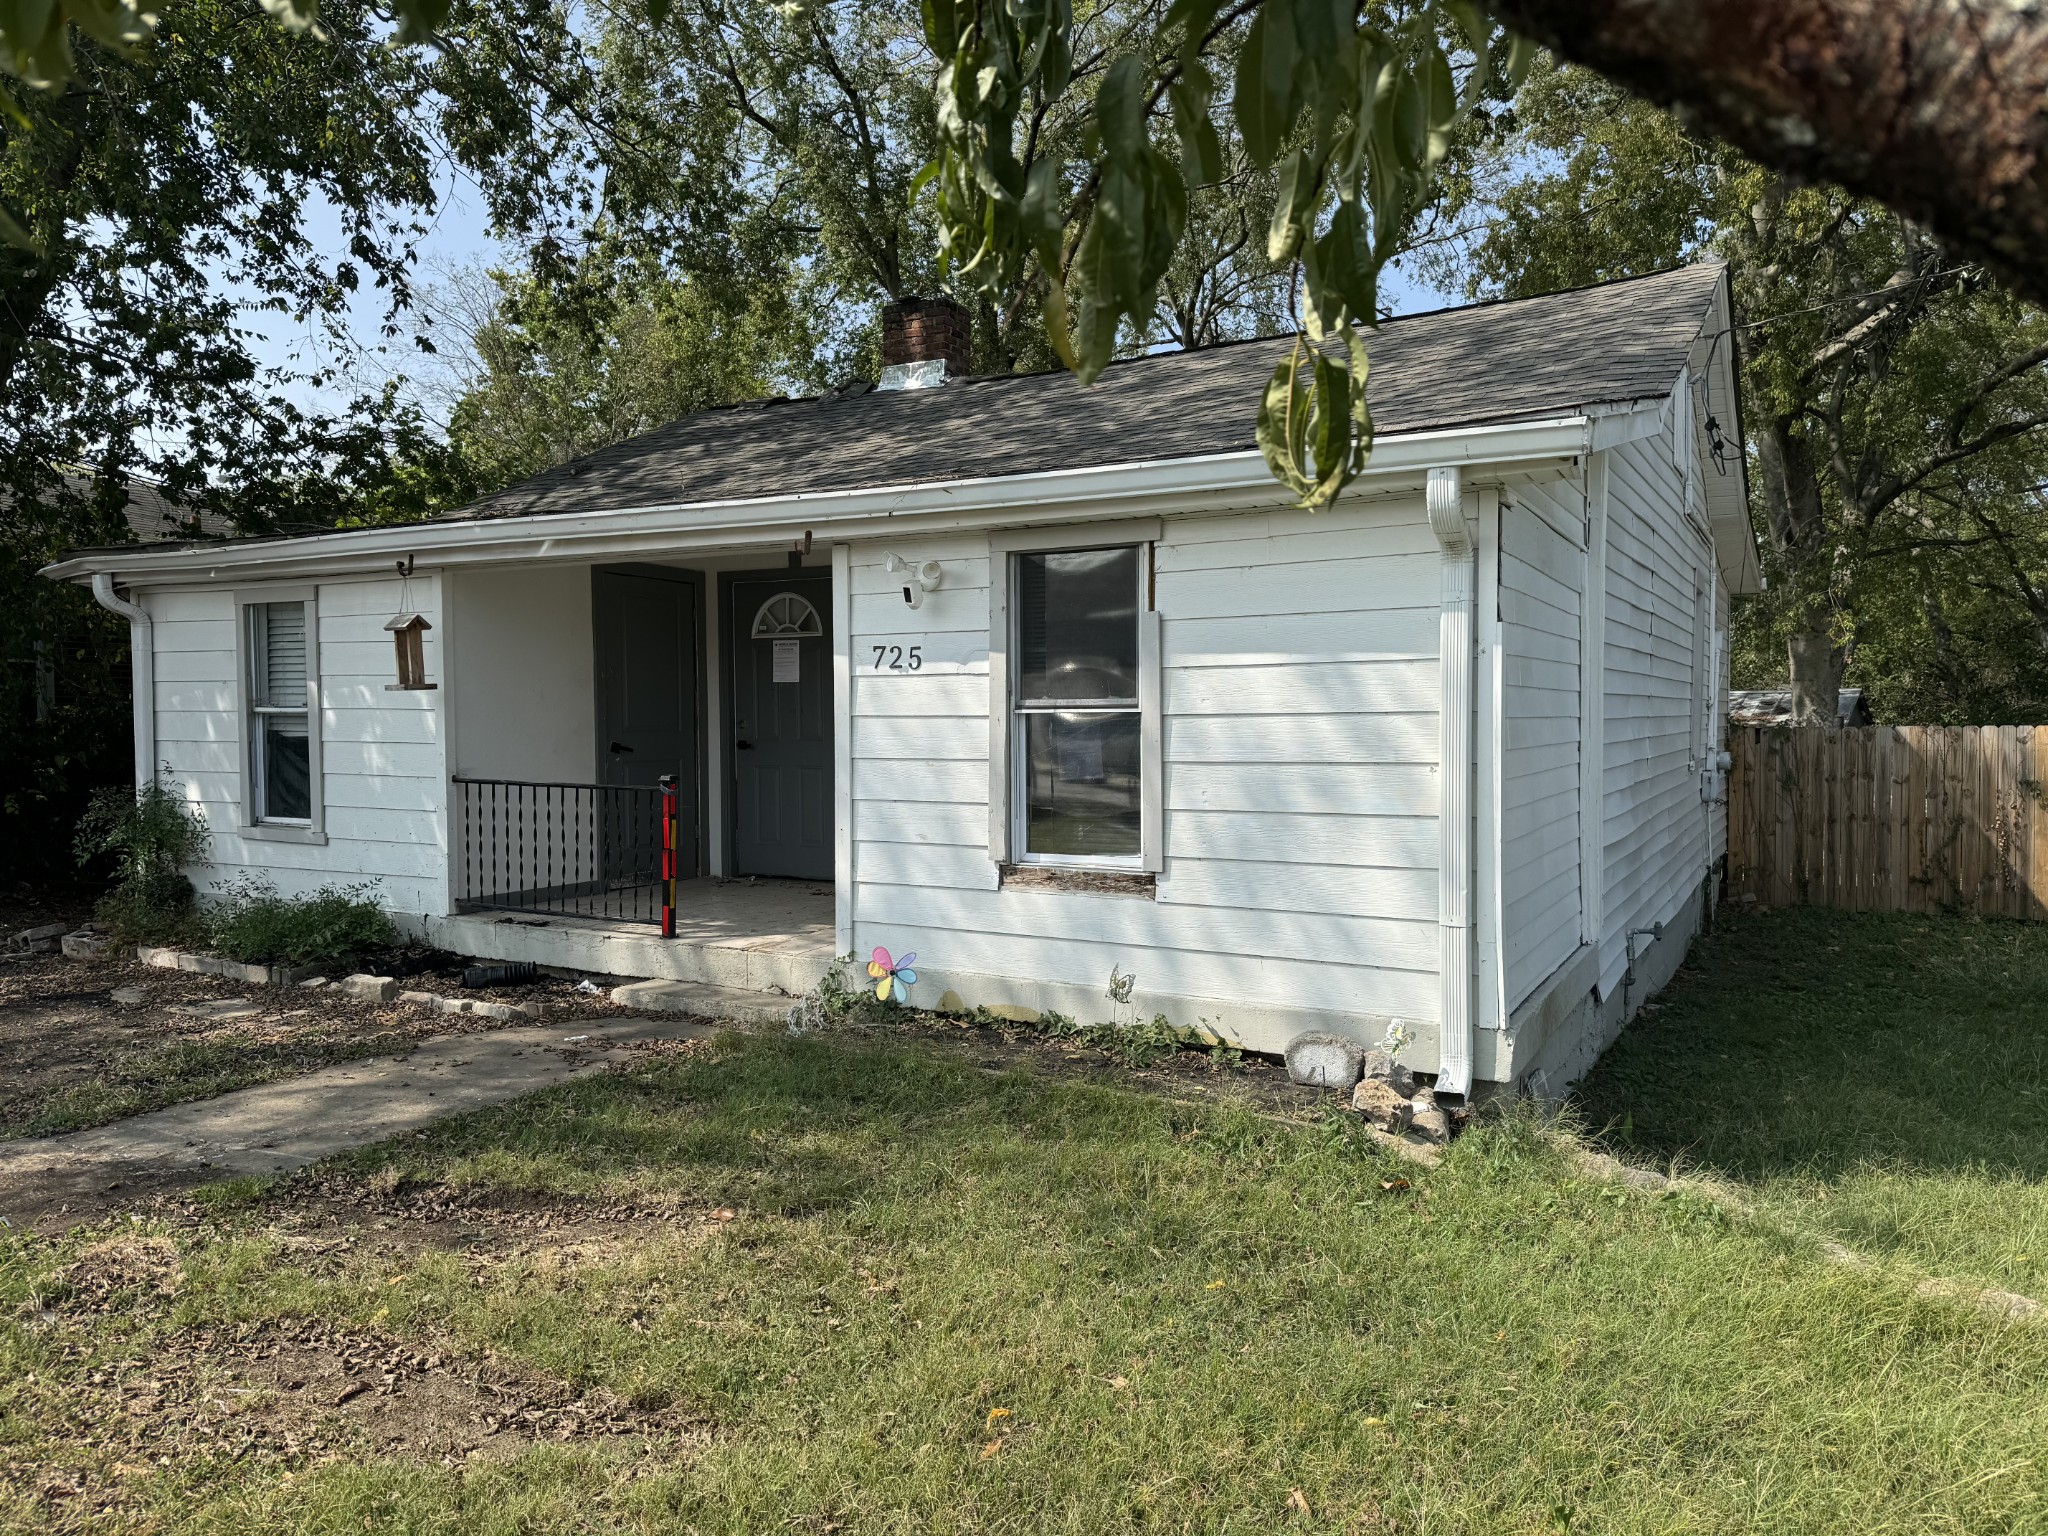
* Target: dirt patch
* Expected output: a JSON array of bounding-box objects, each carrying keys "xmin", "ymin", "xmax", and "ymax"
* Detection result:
[
  {"xmin": 8, "ymin": 1302, "xmax": 695, "ymax": 1531},
  {"xmin": 0, "ymin": 933, "xmax": 645, "ymax": 1145}
]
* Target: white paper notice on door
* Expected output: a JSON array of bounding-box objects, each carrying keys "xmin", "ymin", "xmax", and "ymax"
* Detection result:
[{"xmin": 772, "ymin": 638, "xmax": 800, "ymax": 684}]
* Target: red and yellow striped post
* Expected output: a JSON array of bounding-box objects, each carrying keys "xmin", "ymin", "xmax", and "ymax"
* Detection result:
[{"xmin": 658, "ymin": 773, "xmax": 678, "ymax": 939}]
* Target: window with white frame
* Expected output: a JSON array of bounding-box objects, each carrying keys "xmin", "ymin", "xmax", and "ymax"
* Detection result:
[
  {"xmin": 1011, "ymin": 544, "xmax": 1145, "ymax": 864},
  {"xmin": 242, "ymin": 596, "xmax": 318, "ymax": 830}
]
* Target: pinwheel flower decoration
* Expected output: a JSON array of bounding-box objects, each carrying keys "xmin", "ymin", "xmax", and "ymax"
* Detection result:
[{"xmin": 868, "ymin": 947, "xmax": 916, "ymax": 1003}]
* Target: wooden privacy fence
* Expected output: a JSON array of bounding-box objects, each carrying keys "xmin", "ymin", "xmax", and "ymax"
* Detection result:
[{"xmin": 1727, "ymin": 725, "xmax": 2048, "ymax": 918}]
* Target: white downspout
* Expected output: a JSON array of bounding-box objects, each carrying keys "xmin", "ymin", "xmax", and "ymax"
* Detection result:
[
  {"xmin": 1428, "ymin": 465, "xmax": 1475, "ymax": 1099},
  {"xmin": 90, "ymin": 573, "xmax": 155, "ymax": 792}
]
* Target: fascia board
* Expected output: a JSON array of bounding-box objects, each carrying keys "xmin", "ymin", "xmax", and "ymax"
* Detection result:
[{"xmin": 43, "ymin": 414, "xmax": 1593, "ymax": 588}]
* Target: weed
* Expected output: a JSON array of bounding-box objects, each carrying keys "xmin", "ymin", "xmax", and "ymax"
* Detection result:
[
  {"xmin": 73, "ymin": 772, "xmax": 210, "ymax": 943},
  {"xmin": 204, "ymin": 877, "xmax": 397, "ymax": 964}
]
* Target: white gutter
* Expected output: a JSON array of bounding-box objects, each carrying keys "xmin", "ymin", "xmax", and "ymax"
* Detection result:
[
  {"xmin": 40, "ymin": 414, "xmax": 1598, "ymax": 589},
  {"xmin": 90, "ymin": 573, "xmax": 154, "ymax": 792},
  {"xmin": 1426, "ymin": 464, "xmax": 1475, "ymax": 1100}
]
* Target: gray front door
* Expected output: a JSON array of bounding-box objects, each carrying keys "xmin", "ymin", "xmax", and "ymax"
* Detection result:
[
  {"xmin": 730, "ymin": 574, "xmax": 832, "ymax": 879},
  {"xmin": 594, "ymin": 568, "xmax": 699, "ymax": 875}
]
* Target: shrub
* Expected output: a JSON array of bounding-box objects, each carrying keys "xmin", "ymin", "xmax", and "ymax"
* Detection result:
[
  {"xmin": 205, "ymin": 878, "xmax": 397, "ymax": 964},
  {"xmin": 73, "ymin": 775, "xmax": 209, "ymax": 943}
]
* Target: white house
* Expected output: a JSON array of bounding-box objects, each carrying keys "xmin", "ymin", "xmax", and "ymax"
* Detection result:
[{"xmin": 43, "ymin": 264, "xmax": 1756, "ymax": 1099}]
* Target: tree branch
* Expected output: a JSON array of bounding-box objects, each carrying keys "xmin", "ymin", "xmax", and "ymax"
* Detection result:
[{"xmin": 1485, "ymin": 0, "xmax": 2048, "ymax": 309}]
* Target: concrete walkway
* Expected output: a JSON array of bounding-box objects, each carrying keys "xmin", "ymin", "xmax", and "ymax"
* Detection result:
[{"xmin": 0, "ymin": 1016, "xmax": 714, "ymax": 1220}]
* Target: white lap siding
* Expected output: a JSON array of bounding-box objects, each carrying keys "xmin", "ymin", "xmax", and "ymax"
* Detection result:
[
  {"xmin": 1599, "ymin": 433, "xmax": 1714, "ymax": 994},
  {"xmin": 846, "ymin": 501, "xmax": 1441, "ymax": 1056},
  {"xmin": 1498, "ymin": 476, "xmax": 1586, "ymax": 1012},
  {"xmin": 150, "ymin": 575, "xmax": 448, "ymax": 917}
]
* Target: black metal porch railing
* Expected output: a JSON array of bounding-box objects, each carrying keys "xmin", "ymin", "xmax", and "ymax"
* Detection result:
[{"xmin": 453, "ymin": 776, "xmax": 680, "ymax": 929}]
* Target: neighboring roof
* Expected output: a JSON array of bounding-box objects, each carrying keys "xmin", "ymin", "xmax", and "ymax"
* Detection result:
[
  {"xmin": 10, "ymin": 471, "xmax": 230, "ymax": 543},
  {"xmin": 1729, "ymin": 688, "xmax": 1873, "ymax": 727},
  {"xmin": 114, "ymin": 477, "xmax": 232, "ymax": 542},
  {"xmin": 457, "ymin": 263, "xmax": 1728, "ymax": 523}
]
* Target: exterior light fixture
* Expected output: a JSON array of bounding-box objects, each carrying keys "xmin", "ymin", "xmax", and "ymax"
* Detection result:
[{"xmin": 884, "ymin": 552, "xmax": 944, "ymax": 609}]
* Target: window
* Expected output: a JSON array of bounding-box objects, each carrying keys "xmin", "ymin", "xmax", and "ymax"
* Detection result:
[
  {"xmin": 989, "ymin": 523, "xmax": 1162, "ymax": 878},
  {"xmin": 1013, "ymin": 546, "xmax": 1143, "ymax": 862},
  {"xmin": 236, "ymin": 588, "xmax": 324, "ymax": 842},
  {"xmin": 752, "ymin": 592, "xmax": 823, "ymax": 637}
]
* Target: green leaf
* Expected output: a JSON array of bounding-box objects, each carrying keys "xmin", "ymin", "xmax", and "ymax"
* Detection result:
[
  {"xmin": 253, "ymin": 0, "xmax": 322, "ymax": 36},
  {"xmin": 643, "ymin": 0, "xmax": 670, "ymax": 27},
  {"xmin": 1042, "ymin": 277, "xmax": 1080, "ymax": 374},
  {"xmin": 1267, "ymin": 147, "xmax": 1317, "ymax": 265},
  {"xmin": 1234, "ymin": 2, "xmax": 1299, "ymax": 169},
  {"xmin": 1020, "ymin": 154, "xmax": 1063, "ymax": 269},
  {"xmin": 0, "ymin": 0, "xmax": 58, "ymax": 64},
  {"xmin": 1256, "ymin": 341, "xmax": 1313, "ymax": 500},
  {"xmin": 0, "ymin": 196, "xmax": 37, "ymax": 254},
  {"xmin": 1169, "ymin": 61, "xmax": 1223, "ymax": 187},
  {"xmin": 1421, "ymin": 43, "xmax": 1457, "ymax": 170},
  {"xmin": 1095, "ymin": 53, "xmax": 1146, "ymax": 167},
  {"xmin": 0, "ymin": 76, "xmax": 30, "ymax": 131},
  {"xmin": 920, "ymin": 0, "xmax": 960, "ymax": 57},
  {"xmin": 1315, "ymin": 199, "xmax": 1376, "ymax": 322},
  {"xmin": 390, "ymin": 0, "xmax": 449, "ymax": 42}
]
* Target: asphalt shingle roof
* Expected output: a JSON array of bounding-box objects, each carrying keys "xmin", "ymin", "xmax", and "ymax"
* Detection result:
[{"xmin": 446, "ymin": 262, "xmax": 1723, "ymax": 522}]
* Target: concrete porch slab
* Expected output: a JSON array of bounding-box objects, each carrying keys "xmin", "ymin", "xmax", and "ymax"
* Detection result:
[{"xmin": 420, "ymin": 876, "xmax": 836, "ymax": 996}]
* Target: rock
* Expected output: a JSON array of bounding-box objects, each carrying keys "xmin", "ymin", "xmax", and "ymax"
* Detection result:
[
  {"xmin": 337, "ymin": 974, "xmax": 398, "ymax": 1004},
  {"xmin": 399, "ymin": 990, "xmax": 440, "ymax": 1008},
  {"xmin": 14, "ymin": 921, "xmax": 68, "ymax": 949},
  {"xmin": 1351, "ymin": 1076, "xmax": 1414, "ymax": 1133},
  {"xmin": 166, "ymin": 999, "xmax": 264, "ymax": 1021},
  {"xmin": 1358, "ymin": 1048, "xmax": 1417, "ymax": 1098},
  {"xmin": 109, "ymin": 986, "xmax": 146, "ymax": 1007},
  {"xmin": 436, "ymin": 996, "xmax": 538, "ymax": 1022},
  {"xmin": 299, "ymin": 976, "xmax": 329, "ymax": 989},
  {"xmin": 135, "ymin": 946, "xmax": 325, "ymax": 987},
  {"xmin": 61, "ymin": 931, "xmax": 112, "ymax": 960},
  {"xmin": 1284, "ymin": 1032, "xmax": 1364, "ymax": 1090},
  {"xmin": 1407, "ymin": 1087, "xmax": 1450, "ymax": 1146}
]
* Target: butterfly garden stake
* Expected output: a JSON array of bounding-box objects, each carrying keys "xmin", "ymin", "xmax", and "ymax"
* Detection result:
[{"xmin": 869, "ymin": 947, "xmax": 917, "ymax": 1004}]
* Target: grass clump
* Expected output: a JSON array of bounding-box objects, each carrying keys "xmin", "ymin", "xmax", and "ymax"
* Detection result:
[{"xmin": 204, "ymin": 877, "xmax": 396, "ymax": 965}]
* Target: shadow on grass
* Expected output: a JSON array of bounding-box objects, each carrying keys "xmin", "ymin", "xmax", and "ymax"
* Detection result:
[
  {"xmin": 322, "ymin": 1030, "xmax": 1295, "ymax": 1226},
  {"xmin": 1574, "ymin": 904, "xmax": 2048, "ymax": 1183}
]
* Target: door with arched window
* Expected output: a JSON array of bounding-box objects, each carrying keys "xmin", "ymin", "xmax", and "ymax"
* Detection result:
[{"xmin": 727, "ymin": 573, "xmax": 833, "ymax": 879}]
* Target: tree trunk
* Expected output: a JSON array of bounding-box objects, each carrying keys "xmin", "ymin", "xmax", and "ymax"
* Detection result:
[
  {"xmin": 1785, "ymin": 622, "xmax": 1846, "ymax": 723},
  {"xmin": 1486, "ymin": 0, "xmax": 2048, "ymax": 310}
]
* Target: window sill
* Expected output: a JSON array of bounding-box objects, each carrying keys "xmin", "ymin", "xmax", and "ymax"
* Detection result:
[
  {"xmin": 999, "ymin": 863, "xmax": 1155, "ymax": 898},
  {"xmin": 242, "ymin": 822, "xmax": 328, "ymax": 846}
]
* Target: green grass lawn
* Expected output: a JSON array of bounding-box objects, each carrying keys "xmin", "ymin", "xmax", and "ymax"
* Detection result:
[
  {"xmin": 5, "ymin": 1021, "xmax": 2047, "ymax": 1534},
  {"xmin": 1577, "ymin": 904, "xmax": 2048, "ymax": 1297}
]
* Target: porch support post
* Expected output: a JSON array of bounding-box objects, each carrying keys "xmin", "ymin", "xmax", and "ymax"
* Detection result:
[{"xmin": 1428, "ymin": 465, "xmax": 1476, "ymax": 1099}]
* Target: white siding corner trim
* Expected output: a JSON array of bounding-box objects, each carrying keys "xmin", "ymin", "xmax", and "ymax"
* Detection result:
[
  {"xmin": 832, "ymin": 541, "xmax": 854, "ymax": 952},
  {"xmin": 1428, "ymin": 465, "xmax": 1475, "ymax": 1097}
]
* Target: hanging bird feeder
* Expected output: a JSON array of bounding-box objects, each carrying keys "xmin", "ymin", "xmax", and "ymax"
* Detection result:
[{"xmin": 383, "ymin": 612, "xmax": 436, "ymax": 691}]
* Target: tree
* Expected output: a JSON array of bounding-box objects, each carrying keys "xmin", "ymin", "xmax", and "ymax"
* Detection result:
[
  {"xmin": 18, "ymin": 1, "xmax": 2048, "ymax": 516},
  {"xmin": 421, "ymin": 0, "xmax": 1317, "ymax": 479},
  {"xmin": 424, "ymin": 257, "xmax": 821, "ymax": 497},
  {"xmin": 1433, "ymin": 61, "xmax": 2048, "ymax": 722},
  {"xmin": 0, "ymin": 0, "xmax": 452, "ymax": 876}
]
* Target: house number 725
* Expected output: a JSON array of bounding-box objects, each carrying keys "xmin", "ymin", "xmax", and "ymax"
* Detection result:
[{"xmin": 871, "ymin": 645, "xmax": 922, "ymax": 671}]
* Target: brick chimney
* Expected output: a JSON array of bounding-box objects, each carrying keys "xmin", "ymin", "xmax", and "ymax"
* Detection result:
[{"xmin": 878, "ymin": 296, "xmax": 973, "ymax": 390}]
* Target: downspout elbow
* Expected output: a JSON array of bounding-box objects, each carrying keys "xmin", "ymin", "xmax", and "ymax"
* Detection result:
[{"xmin": 90, "ymin": 573, "xmax": 156, "ymax": 791}]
